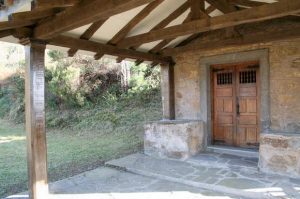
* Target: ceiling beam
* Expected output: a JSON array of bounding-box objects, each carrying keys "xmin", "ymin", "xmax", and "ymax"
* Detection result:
[
  {"xmin": 228, "ymin": 0, "xmax": 266, "ymax": 8},
  {"xmin": 205, "ymin": 0, "xmax": 236, "ymax": 13},
  {"xmin": 8, "ymin": 8, "xmax": 57, "ymax": 22},
  {"xmin": 0, "ymin": 20, "xmax": 35, "ymax": 31},
  {"xmin": 163, "ymin": 24, "xmax": 300, "ymax": 55},
  {"xmin": 189, "ymin": 0, "xmax": 206, "ymax": 20},
  {"xmin": 129, "ymin": 1, "xmax": 190, "ymax": 65},
  {"xmin": 135, "ymin": 2, "xmax": 214, "ymax": 66},
  {"xmin": 110, "ymin": 0, "xmax": 164, "ymax": 46},
  {"xmin": 33, "ymin": 0, "xmax": 156, "ymax": 40},
  {"xmin": 94, "ymin": 0, "xmax": 164, "ymax": 60},
  {"xmin": 68, "ymin": 19, "xmax": 108, "ymax": 57},
  {"xmin": 0, "ymin": 29, "xmax": 12, "ymax": 38},
  {"xmin": 49, "ymin": 35, "xmax": 172, "ymax": 65},
  {"xmin": 117, "ymin": 0, "xmax": 300, "ymax": 48},
  {"xmin": 32, "ymin": 0, "xmax": 80, "ymax": 9}
]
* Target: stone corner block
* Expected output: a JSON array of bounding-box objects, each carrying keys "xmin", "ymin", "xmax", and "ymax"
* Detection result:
[
  {"xmin": 258, "ymin": 133, "xmax": 300, "ymax": 177},
  {"xmin": 144, "ymin": 120, "xmax": 205, "ymax": 160}
]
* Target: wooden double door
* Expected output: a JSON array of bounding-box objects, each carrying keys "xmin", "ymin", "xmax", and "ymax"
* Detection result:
[{"xmin": 212, "ymin": 61, "xmax": 260, "ymax": 149}]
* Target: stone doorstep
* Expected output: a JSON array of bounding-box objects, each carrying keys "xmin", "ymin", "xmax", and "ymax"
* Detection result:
[
  {"xmin": 106, "ymin": 153, "xmax": 300, "ymax": 199},
  {"xmin": 206, "ymin": 146, "xmax": 259, "ymax": 159}
]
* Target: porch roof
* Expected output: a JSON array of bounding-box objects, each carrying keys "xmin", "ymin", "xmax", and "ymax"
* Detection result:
[{"xmin": 0, "ymin": 0, "xmax": 299, "ymax": 66}]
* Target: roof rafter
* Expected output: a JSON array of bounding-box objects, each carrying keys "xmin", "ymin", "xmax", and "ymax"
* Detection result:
[
  {"xmin": 33, "ymin": 0, "xmax": 156, "ymax": 39},
  {"xmin": 94, "ymin": 0, "xmax": 164, "ymax": 60},
  {"xmin": 68, "ymin": 18, "xmax": 108, "ymax": 57},
  {"xmin": 117, "ymin": 0, "xmax": 300, "ymax": 48},
  {"xmin": 121, "ymin": 1, "xmax": 190, "ymax": 65},
  {"xmin": 8, "ymin": 8, "xmax": 57, "ymax": 22},
  {"xmin": 190, "ymin": 0, "xmax": 207, "ymax": 20},
  {"xmin": 32, "ymin": 0, "xmax": 80, "ymax": 9},
  {"xmin": 174, "ymin": 0, "xmax": 238, "ymax": 49},
  {"xmin": 49, "ymin": 35, "xmax": 172, "ymax": 65},
  {"xmin": 0, "ymin": 20, "xmax": 35, "ymax": 31},
  {"xmin": 163, "ymin": 23, "xmax": 300, "ymax": 55},
  {"xmin": 205, "ymin": 0, "xmax": 236, "ymax": 13},
  {"xmin": 228, "ymin": 0, "xmax": 266, "ymax": 8},
  {"xmin": 0, "ymin": 29, "xmax": 12, "ymax": 38},
  {"xmin": 136, "ymin": 1, "xmax": 214, "ymax": 66}
]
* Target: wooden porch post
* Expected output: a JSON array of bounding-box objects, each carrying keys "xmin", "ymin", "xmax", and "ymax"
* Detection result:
[
  {"xmin": 160, "ymin": 63, "xmax": 175, "ymax": 120},
  {"xmin": 24, "ymin": 39, "xmax": 48, "ymax": 199}
]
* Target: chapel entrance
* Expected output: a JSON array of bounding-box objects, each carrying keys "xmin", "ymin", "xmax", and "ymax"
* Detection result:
[{"xmin": 211, "ymin": 61, "xmax": 260, "ymax": 149}]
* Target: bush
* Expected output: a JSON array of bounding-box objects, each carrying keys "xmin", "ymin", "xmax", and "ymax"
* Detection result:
[
  {"xmin": 0, "ymin": 49, "xmax": 162, "ymax": 126},
  {"xmin": 0, "ymin": 71, "xmax": 25, "ymax": 122}
]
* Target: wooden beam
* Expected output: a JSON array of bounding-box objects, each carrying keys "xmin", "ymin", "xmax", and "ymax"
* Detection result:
[
  {"xmin": 50, "ymin": 35, "xmax": 172, "ymax": 65},
  {"xmin": 205, "ymin": 5, "xmax": 216, "ymax": 14},
  {"xmin": 23, "ymin": 39, "xmax": 48, "ymax": 199},
  {"xmin": 0, "ymin": 29, "xmax": 12, "ymax": 38},
  {"xmin": 32, "ymin": 0, "xmax": 80, "ymax": 9},
  {"xmin": 9, "ymin": 9, "xmax": 56, "ymax": 22},
  {"xmin": 33, "ymin": 0, "xmax": 155, "ymax": 40},
  {"xmin": 118, "ymin": 0, "xmax": 300, "ymax": 48},
  {"xmin": 160, "ymin": 63, "xmax": 175, "ymax": 120},
  {"xmin": 0, "ymin": 20, "xmax": 35, "ymax": 31},
  {"xmin": 150, "ymin": 12, "xmax": 192, "ymax": 53},
  {"xmin": 68, "ymin": 19, "xmax": 107, "ymax": 57},
  {"xmin": 163, "ymin": 25, "xmax": 300, "ymax": 55},
  {"xmin": 110, "ymin": 0, "xmax": 164, "ymax": 45},
  {"xmin": 127, "ymin": 2, "xmax": 190, "ymax": 64},
  {"xmin": 94, "ymin": 0, "xmax": 164, "ymax": 60},
  {"xmin": 228, "ymin": 0, "xmax": 266, "ymax": 8},
  {"xmin": 189, "ymin": 0, "xmax": 206, "ymax": 20},
  {"xmin": 205, "ymin": 0, "xmax": 236, "ymax": 13}
]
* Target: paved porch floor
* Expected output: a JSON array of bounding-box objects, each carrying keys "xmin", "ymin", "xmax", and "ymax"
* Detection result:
[{"xmin": 6, "ymin": 152, "xmax": 300, "ymax": 199}]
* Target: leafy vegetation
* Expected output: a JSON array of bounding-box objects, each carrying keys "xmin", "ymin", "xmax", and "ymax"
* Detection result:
[{"xmin": 0, "ymin": 46, "xmax": 162, "ymax": 198}]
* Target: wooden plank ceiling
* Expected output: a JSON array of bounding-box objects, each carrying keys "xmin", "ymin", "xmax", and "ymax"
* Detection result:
[{"xmin": 0, "ymin": 0, "xmax": 299, "ymax": 66}]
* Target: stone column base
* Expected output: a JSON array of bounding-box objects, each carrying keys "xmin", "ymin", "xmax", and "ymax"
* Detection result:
[
  {"xmin": 259, "ymin": 133, "xmax": 300, "ymax": 177},
  {"xmin": 144, "ymin": 120, "xmax": 204, "ymax": 160}
]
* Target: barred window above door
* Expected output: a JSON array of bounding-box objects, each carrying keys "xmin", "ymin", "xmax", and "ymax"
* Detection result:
[
  {"xmin": 240, "ymin": 70, "xmax": 256, "ymax": 84},
  {"xmin": 217, "ymin": 72, "xmax": 233, "ymax": 85}
]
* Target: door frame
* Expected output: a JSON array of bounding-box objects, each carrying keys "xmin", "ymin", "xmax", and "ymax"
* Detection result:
[
  {"xmin": 211, "ymin": 61, "xmax": 261, "ymax": 148},
  {"xmin": 198, "ymin": 49, "xmax": 270, "ymax": 149}
]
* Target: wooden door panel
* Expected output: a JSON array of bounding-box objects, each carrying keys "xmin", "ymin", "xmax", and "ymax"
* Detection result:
[
  {"xmin": 239, "ymin": 115, "xmax": 257, "ymax": 125},
  {"xmin": 236, "ymin": 64, "xmax": 260, "ymax": 148},
  {"xmin": 217, "ymin": 115, "xmax": 233, "ymax": 124},
  {"xmin": 216, "ymin": 99, "xmax": 224, "ymax": 112},
  {"xmin": 246, "ymin": 99, "xmax": 257, "ymax": 113},
  {"xmin": 213, "ymin": 66, "xmax": 235, "ymax": 146},
  {"xmin": 246, "ymin": 128, "xmax": 258, "ymax": 142},
  {"xmin": 212, "ymin": 61, "xmax": 260, "ymax": 149},
  {"xmin": 216, "ymin": 88, "xmax": 233, "ymax": 97},
  {"xmin": 224, "ymin": 99, "xmax": 233, "ymax": 113},
  {"xmin": 239, "ymin": 87, "xmax": 256, "ymax": 96}
]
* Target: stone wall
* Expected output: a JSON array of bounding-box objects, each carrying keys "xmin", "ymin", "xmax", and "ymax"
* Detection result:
[
  {"xmin": 172, "ymin": 39, "xmax": 300, "ymax": 133},
  {"xmin": 144, "ymin": 120, "xmax": 204, "ymax": 160},
  {"xmin": 259, "ymin": 134, "xmax": 300, "ymax": 177}
]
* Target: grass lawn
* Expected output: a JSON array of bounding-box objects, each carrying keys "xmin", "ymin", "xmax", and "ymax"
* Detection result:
[{"xmin": 0, "ymin": 96, "xmax": 161, "ymax": 198}]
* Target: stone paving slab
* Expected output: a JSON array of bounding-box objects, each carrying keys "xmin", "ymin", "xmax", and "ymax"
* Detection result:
[
  {"xmin": 6, "ymin": 167, "xmax": 238, "ymax": 199},
  {"xmin": 106, "ymin": 153, "xmax": 300, "ymax": 199}
]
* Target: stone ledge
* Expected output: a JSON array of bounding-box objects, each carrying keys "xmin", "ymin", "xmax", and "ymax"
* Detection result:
[
  {"xmin": 144, "ymin": 120, "xmax": 204, "ymax": 160},
  {"xmin": 259, "ymin": 133, "xmax": 300, "ymax": 177}
]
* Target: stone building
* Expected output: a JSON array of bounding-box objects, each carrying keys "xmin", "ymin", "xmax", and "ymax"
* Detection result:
[{"xmin": 145, "ymin": 19, "xmax": 300, "ymax": 177}]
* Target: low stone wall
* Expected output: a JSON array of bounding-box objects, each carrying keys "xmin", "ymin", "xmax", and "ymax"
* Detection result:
[
  {"xmin": 259, "ymin": 133, "xmax": 300, "ymax": 177},
  {"xmin": 144, "ymin": 120, "xmax": 204, "ymax": 160}
]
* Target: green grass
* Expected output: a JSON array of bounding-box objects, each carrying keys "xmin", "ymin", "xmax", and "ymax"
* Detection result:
[{"xmin": 0, "ymin": 92, "xmax": 162, "ymax": 198}]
